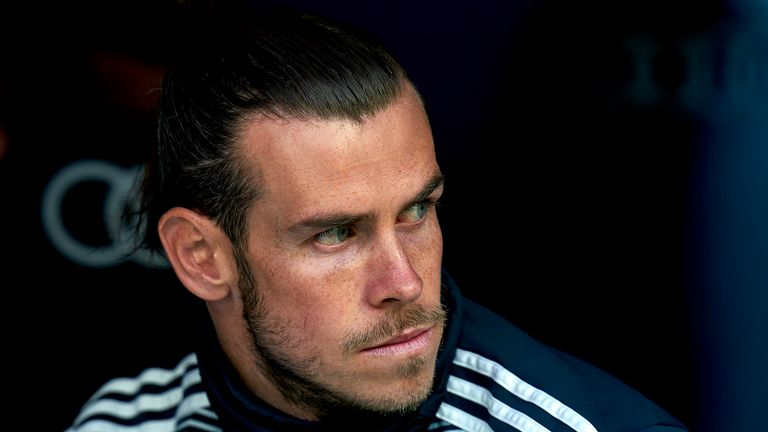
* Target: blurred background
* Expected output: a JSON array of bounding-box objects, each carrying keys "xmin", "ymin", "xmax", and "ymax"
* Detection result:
[{"xmin": 2, "ymin": 0, "xmax": 766, "ymax": 430}]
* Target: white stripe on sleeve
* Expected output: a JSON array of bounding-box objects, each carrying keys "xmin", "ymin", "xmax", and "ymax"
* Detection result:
[
  {"xmin": 436, "ymin": 403, "xmax": 495, "ymax": 432},
  {"xmin": 74, "ymin": 367, "xmax": 204, "ymax": 425},
  {"xmin": 453, "ymin": 348, "xmax": 598, "ymax": 432},
  {"xmin": 87, "ymin": 353, "xmax": 199, "ymax": 402},
  {"xmin": 447, "ymin": 375, "xmax": 551, "ymax": 432}
]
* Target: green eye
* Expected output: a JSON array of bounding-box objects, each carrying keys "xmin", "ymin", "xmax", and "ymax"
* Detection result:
[
  {"xmin": 315, "ymin": 225, "xmax": 351, "ymax": 246},
  {"xmin": 401, "ymin": 202, "xmax": 428, "ymax": 223}
]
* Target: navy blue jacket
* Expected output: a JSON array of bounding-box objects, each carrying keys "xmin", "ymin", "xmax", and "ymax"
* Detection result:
[{"xmin": 68, "ymin": 271, "xmax": 688, "ymax": 431}]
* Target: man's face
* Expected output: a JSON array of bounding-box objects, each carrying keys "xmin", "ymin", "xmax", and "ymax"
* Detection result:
[{"xmin": 236, "ymin": 85, "xmax": 445, "ymax": 418}]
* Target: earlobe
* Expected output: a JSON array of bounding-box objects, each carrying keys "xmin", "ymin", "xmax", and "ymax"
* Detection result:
[{"xmin": 158, "ymin": 207, "xmax": 234, "ymax": 301}]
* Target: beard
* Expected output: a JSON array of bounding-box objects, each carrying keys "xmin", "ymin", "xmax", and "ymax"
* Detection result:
[{"xmin": 234, "ymin": 252, "xmax": 446, "ymax": 419}]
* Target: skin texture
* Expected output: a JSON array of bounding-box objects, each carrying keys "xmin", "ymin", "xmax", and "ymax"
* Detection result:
[{"xmin": 159, "ymin": 85, "xmax": 445, "ymax": 420}]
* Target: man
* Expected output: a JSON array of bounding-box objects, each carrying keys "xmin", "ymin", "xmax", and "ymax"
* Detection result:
[{"xmin": 68, "ymin": 8, "xmax": 688, "ymax": 432}]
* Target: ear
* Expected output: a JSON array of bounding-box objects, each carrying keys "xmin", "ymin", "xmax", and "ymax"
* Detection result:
[{"xmin": 158, "ymin": 207, "xmax": 236, "ymax": 301}]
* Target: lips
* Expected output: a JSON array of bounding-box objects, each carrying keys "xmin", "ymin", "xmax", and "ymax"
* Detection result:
[
  {"xmin": 362, "ymin": 326, "xmax": 434, "ymax": 356},
  {"xmin": 380, "ymin": 328, "xmax": 427, "ymax": 346}
]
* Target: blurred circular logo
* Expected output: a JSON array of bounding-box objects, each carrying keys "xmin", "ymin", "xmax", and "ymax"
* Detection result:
[{"xmin": 42, "ymin": 159, "xmax": 168, "ymax": 268}]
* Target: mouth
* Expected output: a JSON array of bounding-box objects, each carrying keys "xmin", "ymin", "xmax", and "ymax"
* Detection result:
[{"xmin": 361, "ymin": 326, "xmax": 435, "ymax": 356}]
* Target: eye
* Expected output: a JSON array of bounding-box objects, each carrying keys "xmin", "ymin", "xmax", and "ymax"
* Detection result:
[
  {"xmin": 399, "ymin": 202, "xmax": 430, "ymax": 223},
  {"xmin": 314, "ymin": 225, "xmax": 353, "ymax": 246}
]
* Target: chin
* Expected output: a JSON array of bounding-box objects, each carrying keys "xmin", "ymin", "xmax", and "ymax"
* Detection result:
[
  {"xmin": 359, "ymin": 381, "xmax": 434, "ymax": 414},
  {"xmin": 355, "ymin": 354, "xmax": 437, "ymax": 413}
]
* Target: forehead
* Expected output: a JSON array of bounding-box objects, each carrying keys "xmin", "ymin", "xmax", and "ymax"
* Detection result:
[{"xmin": 237, "ymin": 87, "xmax": 438, "ymax": 220}]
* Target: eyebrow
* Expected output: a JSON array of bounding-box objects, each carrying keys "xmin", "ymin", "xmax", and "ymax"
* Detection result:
[
  {"xmin": 400, "ymin": 172, "xmax": 444, "ymax": 213},
  {"xmin": 287, "ymin": 172, "xmax": 444, "ymax": 234}
]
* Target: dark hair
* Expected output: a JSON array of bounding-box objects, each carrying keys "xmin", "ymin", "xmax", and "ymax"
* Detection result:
[{"xmin": 137, "ymin": 8, "xmax": 410, "ymax": 254}]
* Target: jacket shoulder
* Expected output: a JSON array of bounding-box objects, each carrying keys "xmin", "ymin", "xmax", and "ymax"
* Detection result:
[
  {"xmin": 66, "ymin": 353, "xmax": 221, "ymax": 432},
  {"xmin": 442, "ymin": 297, "xmax": 688, "ymax": 431}
]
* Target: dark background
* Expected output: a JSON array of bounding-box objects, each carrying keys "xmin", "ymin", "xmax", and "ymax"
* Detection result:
[{"xmin": 3, "ymin": 1, "xmax": 767, "ymax": 431}]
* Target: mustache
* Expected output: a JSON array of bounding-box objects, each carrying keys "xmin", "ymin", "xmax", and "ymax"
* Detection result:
[{"xmin": 342, "ymin": 304, "xmax": 447, "ymax": 354}]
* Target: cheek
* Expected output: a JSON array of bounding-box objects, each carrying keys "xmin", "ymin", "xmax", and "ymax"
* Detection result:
[
  {"xmin": 404, "ymin": 219, "xmax": 444, "ymax": 278},
  {"xmin": 408, "ymin": 222, "xmax": 444, "ymax": 306},
  {"xmin": 250, "ymin": 249, "xmax": 359, "ymax": 338}
]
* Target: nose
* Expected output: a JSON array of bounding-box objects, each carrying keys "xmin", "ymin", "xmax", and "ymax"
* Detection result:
[{"xmin": 365, "ymin": 232, "xmax": 423, "ymax": 307}]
